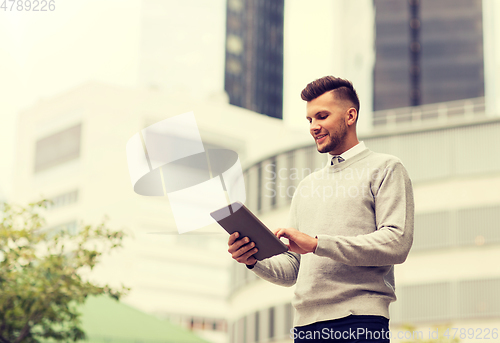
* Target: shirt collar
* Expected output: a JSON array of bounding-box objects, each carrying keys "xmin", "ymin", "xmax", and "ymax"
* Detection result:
[{"xmin": 331, "ymin": 141, "xmax": 367, "ymax": 163}]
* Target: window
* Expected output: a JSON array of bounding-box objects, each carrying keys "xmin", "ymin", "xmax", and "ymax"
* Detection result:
[
  {"xmin": 227, "ymin": 35, "xmax": 244, "ymax": 55},
  {"xmin": 269, "ymin": 307, "xmax": 275, "ymax": 339},
  {"xmin": 227, "ymin": 58, "xmax": 242, "ymax": 74},
  {"xmin": 269, "ymin": 158, "xmax": 277, "ymax": 208},
  {"xmin": 35, "ymin": 124, "xmax": 81, "ymax": 172},
  {"xmin": 255, "ymin": 311, "xmax": 260, "ymax": 342},
  {"xmin": 284, "ymin": 303, "xmax": 294, "ymax": 336},
  {"xmin": 228, "ymin": 0, "xmax": 243, "ymax": 12},
  {"xmin": 47, "ymin": 190, "xmax": 79, "ymax": 210},
  {"xmin": 42, "ymin": 220, "xmax": 78, "ymax": 238},
  {"xmin": 257, "ymin": 163, "xmax": 262, "ymax": 212}
]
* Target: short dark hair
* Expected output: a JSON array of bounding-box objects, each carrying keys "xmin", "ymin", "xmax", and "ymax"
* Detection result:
[{"xmin": 301, "ymin": 76, "xmax": 360, "ymax": 115}]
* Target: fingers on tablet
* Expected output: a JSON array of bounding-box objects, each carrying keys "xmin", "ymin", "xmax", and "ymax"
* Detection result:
[
  {"xmin": 228, "ymin": 232, "xmax": 239, "ymax": 245},
  {"xmin": 240, "ymin": 245, "xmax": 258, "ymax": 262}
]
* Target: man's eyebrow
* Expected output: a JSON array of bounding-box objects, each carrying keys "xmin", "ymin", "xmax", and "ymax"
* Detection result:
[
  {"xmin": 315, "ymin": 111, "xmax": 330, "ymax": 116},
  {"xmin": 306, "ymin": 110, "xmax": 330, "ymax": 119}
]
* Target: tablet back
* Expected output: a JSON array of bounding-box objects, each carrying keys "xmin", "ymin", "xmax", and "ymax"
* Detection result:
[{"xmin": 211, "ymin": 202, "xmax": 288, "ymax": 260}]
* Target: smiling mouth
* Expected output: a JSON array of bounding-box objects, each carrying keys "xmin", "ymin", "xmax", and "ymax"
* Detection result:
[{"xmin": 316, "ymin": 134, "xmax": 327, "ymax": 141}]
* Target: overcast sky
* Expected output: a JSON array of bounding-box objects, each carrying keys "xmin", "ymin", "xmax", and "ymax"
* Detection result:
[
  {"xmin": 0, "ymin": 0, "xmax": 374, "ymax": 200},
  {"xmin": 0, "ymin": 0, "xmax": 153, "ymax": 199}
]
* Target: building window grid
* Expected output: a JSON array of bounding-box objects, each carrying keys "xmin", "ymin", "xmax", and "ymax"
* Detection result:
[
  {"xmin": 373, "ymin": 0, "xmax": 484, "ymax": 112},
  {"xmin": 393, "ymin": 277, "xmax": 500, "ymax": 324},
  {"xmin": 457, "ymin": 278, "xmax": 500, "ymax": 319},
  {"xmin": 411, "ymin": 204, "xmax": 500, "ymax": 253}
]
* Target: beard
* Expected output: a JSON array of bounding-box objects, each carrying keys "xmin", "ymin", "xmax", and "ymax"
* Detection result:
[{"xmin": 316, "ymin": 120, "xmax": 348, "ymax": 154}]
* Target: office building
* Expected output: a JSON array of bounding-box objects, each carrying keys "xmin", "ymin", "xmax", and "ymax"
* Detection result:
[
  {"xmin": 373, "ymin": 0, "xmax": 484, "ymax": 115},
  {"xmin": 224, "ymin": 0, "xmax": 285, "ymax": 119}
]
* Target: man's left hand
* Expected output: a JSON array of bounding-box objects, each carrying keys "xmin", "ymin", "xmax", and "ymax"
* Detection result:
[{"xmin": 274, "ymin": 228, "xmax": 318, "ymax": 254}]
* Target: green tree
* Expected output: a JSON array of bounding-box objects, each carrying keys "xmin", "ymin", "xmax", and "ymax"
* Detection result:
[{"xmin": 0, "ymin": 200, "xmax": 129, "ymax": 343}]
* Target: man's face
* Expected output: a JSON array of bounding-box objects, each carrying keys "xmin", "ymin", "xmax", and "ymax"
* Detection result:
[{"xmin": 306, "ymin": 91, "xmax": 349, "ymax": 155}]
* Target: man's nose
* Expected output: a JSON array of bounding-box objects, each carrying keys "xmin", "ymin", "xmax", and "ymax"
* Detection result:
[{"xmin": 310, "ymin": 120, "xmax": 321, "ymax": 132}]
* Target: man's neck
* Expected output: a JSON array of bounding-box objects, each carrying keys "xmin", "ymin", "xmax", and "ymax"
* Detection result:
[{"xmin": 329, "ymin": 138, "xmax": 360, "ymax": 156}]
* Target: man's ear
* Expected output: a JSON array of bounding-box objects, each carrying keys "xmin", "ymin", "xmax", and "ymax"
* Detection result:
[{"xmin": 346, "ymin": 108, "xmax": 358, "ymax": 126}]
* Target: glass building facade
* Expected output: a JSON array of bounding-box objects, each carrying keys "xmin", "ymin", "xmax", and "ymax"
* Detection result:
[
  {"xmin": 224, "ymin": 0, "xmax": 285, "ymax": 119},
  {"xmin": 373, "ymin": 0, "xmax": 484, "ymax": 113}
]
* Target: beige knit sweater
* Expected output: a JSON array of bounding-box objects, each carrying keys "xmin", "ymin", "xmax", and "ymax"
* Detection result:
[{"xmin": 250, "ymin": 148, "xmax": 414, "ymax": 327}]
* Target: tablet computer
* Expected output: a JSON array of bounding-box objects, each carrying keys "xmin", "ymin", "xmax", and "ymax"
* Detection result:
[{"xmin": 210, "ymin": 201, "xmax": 288, "ymax": 261}]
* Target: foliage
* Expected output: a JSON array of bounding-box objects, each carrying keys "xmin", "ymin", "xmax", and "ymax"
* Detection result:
[{"xmin": 0, "ymin": 200, "xmax": 129, "ymax": 343}]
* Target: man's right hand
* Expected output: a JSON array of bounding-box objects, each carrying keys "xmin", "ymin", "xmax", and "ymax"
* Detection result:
[{"xmin": 227, "ymin": 232, "xmax": 258, "ymax": 266}]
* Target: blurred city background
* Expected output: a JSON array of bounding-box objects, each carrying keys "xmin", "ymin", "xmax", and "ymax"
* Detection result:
[{"xmin": 1, "ymin": 0, "xmax": 500, "ymax": 342}]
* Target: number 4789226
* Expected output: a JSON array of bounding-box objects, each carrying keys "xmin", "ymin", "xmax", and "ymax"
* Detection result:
[
  {"xmin": 1, "ymin": 0, "xmax": 55, "ymax": 11},
  {"xmin": 443, "ymin": 328, "xmax": 499, "ymax": 340}
]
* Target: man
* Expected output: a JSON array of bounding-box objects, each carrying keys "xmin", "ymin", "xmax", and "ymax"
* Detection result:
[{"xmin": 227, "ymin": 76, "xmax": 414, "ymax": 342}]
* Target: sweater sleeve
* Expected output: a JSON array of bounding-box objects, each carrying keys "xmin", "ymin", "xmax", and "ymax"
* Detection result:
[
  {"xmin": 248, "ymin": 188, "xmax": 301, "ymax": 286},
  {"xmin": 314, "ymin": 161, "xmax": 414, "ymax": 266},
  {"xmin": 250, "ymin": 251, "xmax": 301, "ymax": 287}
]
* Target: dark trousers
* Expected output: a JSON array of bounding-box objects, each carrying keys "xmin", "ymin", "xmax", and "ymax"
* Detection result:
[{"xmin": 293, "ymin": 315, "xmax": 390, "ymax": 343}]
